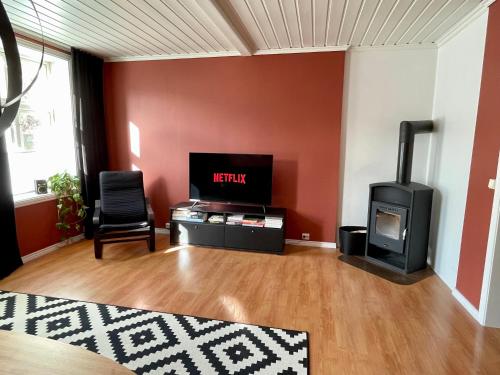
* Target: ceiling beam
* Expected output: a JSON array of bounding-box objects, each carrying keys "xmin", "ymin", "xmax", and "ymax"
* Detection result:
[{"xmin": 195, "ymin": 0, "xmax": 252, "ymax": 56}]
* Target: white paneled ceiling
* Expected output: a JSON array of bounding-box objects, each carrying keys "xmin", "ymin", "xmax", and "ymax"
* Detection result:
[{"xmin": 3, "ymin": 0, "xmax": 495, "ymax": 61}]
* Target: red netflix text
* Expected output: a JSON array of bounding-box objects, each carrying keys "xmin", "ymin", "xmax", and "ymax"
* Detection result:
[{"xmin": 213, "ymin": 173, "xmax": 246, "ymax": 184}]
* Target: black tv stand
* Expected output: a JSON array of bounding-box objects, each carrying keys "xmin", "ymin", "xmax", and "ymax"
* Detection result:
[{"xmin": 169, "ymin": 202, "xmax": 286, "ymax": 254}]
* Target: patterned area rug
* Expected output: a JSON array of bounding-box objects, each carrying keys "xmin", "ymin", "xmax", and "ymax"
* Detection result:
[{"xmin": 0, "ymin": 290, "xmax": 308, "ymax": 374}]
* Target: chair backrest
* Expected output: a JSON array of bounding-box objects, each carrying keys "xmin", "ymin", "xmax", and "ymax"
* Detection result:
[{"xmin": 99, "ymin": 171, "xmax": 147, "ymax": 224}]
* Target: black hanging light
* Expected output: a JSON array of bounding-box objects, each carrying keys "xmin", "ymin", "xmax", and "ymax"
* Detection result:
[{"xmin": 0, "ymin": 0, "xmax": 45, "ymax": 132}]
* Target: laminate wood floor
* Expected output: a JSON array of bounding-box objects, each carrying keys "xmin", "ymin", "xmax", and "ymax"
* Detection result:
[{"xmin": 1, "ymin": 235, "xmax": 500, "ymax": 374}]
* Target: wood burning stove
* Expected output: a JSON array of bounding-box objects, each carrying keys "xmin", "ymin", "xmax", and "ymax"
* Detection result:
[{"xmin": 365, "ymin": 121, "xmax": 433, "ymax": 273}]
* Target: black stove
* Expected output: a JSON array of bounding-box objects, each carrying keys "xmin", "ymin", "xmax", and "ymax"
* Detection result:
[{"xmin": 365, "ymin": 121, "xmax": 434, "ymax": 273}]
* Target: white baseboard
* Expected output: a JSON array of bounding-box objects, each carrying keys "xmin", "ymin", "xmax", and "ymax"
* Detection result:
[
  {"xmin": 155, "ymin": 228, "xmax": 170, "ymax": 235},
  {"xmin": 21, "ymin": 234, "xmax": 85, "ymax": 263},
  {"xmin": 285, "ymin": 239, "xmax": 337, "ymax": 249},
  {"xmin": 24, "ymin": 230, "xmax": 170, "ymax": 263},
  {"xmin": 452, "ymin": 289, "xmax": 482, "ymax": 324}
]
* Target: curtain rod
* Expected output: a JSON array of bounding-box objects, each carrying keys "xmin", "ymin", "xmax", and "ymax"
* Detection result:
[{"xmin": 15, "ymin": 32, "xmax": 70, "ymax": 56}]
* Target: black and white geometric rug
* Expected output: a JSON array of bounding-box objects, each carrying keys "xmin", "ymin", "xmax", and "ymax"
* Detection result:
[{"xmin": 0, "ymin": 290, "xmax": 308, "ymax": 374}]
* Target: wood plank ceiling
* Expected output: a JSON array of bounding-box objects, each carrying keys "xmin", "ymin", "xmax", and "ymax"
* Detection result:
[{"xmin": 3, "ymin": 0, "xmax": 493, "ymax": 61}]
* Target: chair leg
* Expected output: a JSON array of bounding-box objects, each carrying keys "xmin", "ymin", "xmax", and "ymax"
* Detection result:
[
  {"xmin": 94, "ymin": 237, "xmax": 103, "ymax": 259},
  {"xmin": 148, "ymin": 226, "xmax": 156, "ymax": 252}
]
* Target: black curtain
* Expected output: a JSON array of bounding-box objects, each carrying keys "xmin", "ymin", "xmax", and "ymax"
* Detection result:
[
  {"xmin": 0, "ymin": 1, "xmax": 23, "ymax": 279},
  {"xmin": 71, "ymin": 48, "xmax": 108, "ymax": 239},
  {"xmin": 0, "ymin": 135, "xmax": 23, "ymax": 279}
]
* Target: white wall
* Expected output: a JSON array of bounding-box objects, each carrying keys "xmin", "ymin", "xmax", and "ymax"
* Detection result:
[
  {"xmin": 339, "ymin": 47, "xmax": 437, "ymax": 227},
  {"xmin": 427, "ymin": 12, "xmax": 488, "ymax": 289}
]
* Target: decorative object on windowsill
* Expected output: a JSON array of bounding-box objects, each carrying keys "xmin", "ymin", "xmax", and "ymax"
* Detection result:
[
  {"xmin": 34, "ymin": 179, "xmax": 48, "ymax": 194},
  {"xmin": 48, "ymin": 172, "xmax": 87, "ymax": 240}
]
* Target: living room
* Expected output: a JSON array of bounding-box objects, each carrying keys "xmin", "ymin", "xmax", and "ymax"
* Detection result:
[{"xmin": 1, "ymin": 1, "xmax": 500, "ymax": 374}]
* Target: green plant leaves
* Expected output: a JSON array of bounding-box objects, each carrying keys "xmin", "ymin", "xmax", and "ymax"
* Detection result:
[
  {"xmin": 48, "ymin": 171, "xmax": 86, "ymax": 240},
  {"xmin": 56, "ymin": 222, "xmax": 70, "ymax": 230}
]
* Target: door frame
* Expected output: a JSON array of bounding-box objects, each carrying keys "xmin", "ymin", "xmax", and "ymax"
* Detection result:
[{"xmin": 479, "ymin": 150, "xmax": 500, "ymax": 327}]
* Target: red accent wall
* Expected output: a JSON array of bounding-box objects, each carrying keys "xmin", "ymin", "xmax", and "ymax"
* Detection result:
[
  {"xmin": 103, "ymin": 53, "xmax": 345, "ymax": 242},
  {"xmin": 15, "ymin": 200, "xmax": 61, "ymax": 257},
  {"xmin": 456, "ymin": 3, "xmax": 500, "ymax": 308}
]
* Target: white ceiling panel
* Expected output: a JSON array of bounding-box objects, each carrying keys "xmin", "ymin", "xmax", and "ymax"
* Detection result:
[
  {"xmin": 398, "ymin": 0, "xmax": 451, "ymax": 44},
  {"xmin": 360, "ymin": 0, "xmax": 399, "ymax": 45},
  {"xmin": 224, "ymin": 0, "xmax": 268, "ymax": 49},
  {"xmin": 262, "ymin": 0, "xmax": 291, "ymax": 48},
  {"xmin": 385, "ymin": 0, "xmax": 433, "ymax": 44},
  {"xmin": 2, "ymin": 0, "xmax": 493, "ymax": 61},
  {"xmin": 296, "ymin": 0, "xmax": 314, "ymax": 47},
  {"xmin": 326, "ymin": 0, "xmax": 351, "ymax": 46},
  {"xmin": 278, "ymin": 0, "xmax": 302, "ymax": 48},
  {"xmin": 179, "ymin": 1, "xmax": 236, "ymax": 51},
  {"xmin": 348, "ymin": 0, "xmax": 381, "ymax": 46},
  {"xmin": 422, "ymin": 0, "xmax": 478, "ymax": 42},
  {"xmin": 369, "ymin": 0, "xmax": 415, "ymax": 46}
]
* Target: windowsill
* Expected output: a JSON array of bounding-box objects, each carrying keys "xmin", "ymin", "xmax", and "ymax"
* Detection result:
[{"xmin": 14, "ymin": 192, "xmax": 56, "ymax": 208}]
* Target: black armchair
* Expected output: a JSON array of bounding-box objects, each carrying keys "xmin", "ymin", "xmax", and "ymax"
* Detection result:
[{"xmin": 93, "ymin": 171, "xmax": 155, "ymax": 259}]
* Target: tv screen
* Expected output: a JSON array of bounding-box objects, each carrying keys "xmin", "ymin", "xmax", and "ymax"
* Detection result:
[{"xmin": 189, "ymin": 153, "xmax": 273, "ymax": 205}]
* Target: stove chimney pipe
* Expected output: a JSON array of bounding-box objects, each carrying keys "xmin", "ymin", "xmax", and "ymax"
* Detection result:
[{"xmin": 397, "ymin": 120, "xmax": 433, "ymax": 185}]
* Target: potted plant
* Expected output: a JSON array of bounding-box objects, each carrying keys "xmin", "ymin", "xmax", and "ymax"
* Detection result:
[{"xmin": 48, "ymin": 172, "xmax": 87, "ymax": 240}]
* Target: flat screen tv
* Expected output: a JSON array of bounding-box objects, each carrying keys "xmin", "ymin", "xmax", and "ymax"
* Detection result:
[{"xmin": 189, "ymin": 152, "xmax": 273, "ymax": 205}]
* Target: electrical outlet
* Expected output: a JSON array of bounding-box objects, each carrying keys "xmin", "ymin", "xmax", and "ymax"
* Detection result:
[
  {"xmin": 165, "ymin": 222, "xmax": 170, "ymax": 230},
  {"xmin": 301, "ymin": 233, "xmax": 310, "ymax": 241},
  {"xmin": 488, "ymin": 179, "xmax": 496, "ymax": 190}
]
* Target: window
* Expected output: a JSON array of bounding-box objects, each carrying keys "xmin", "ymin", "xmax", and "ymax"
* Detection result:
[{"xmin": 0, "ymin": 43, "xmax": 76, "ymax": 200}]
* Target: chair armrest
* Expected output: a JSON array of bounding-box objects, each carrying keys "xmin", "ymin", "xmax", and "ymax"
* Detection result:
[
  {"xmin": 146, "ymin": 198, "xmax": 155, "ymax": 224},
  {"xmin": 93, "ymin": 200, "xmax": 101, "ymax": 226}
]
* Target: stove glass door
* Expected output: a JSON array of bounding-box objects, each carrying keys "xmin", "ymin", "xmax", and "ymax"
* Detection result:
[{"xmin": 375, "ymin": 210, "xmax": 401, "ymax": 240}]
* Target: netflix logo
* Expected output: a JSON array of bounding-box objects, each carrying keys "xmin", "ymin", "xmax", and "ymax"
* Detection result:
[{"xmin": 213, "ymin": 173, "xmax": 246, "ymax": 184}]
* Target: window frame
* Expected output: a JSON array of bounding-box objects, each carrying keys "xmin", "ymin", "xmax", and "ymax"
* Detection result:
[{"xmin": 1, "ymin": 39, "xmax": 75, "ymax": 207}]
